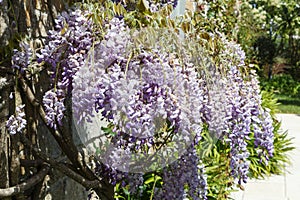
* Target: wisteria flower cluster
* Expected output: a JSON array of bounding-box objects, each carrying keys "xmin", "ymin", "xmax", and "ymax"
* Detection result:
[
  {"xmin": 43, "ymin": 90, "xmax": 66, "ymax": 130},
  {"xmin": 155, "ymin": 145, "xmax": 207, "ymax": 200},
  {"xmin": 247, "ymin": 70, "xmax": 274, "ymax": 162},
  {"xmin": 74, "ymin": 17, "xmax": 204, "ymax": 153},
  {"xmin": 70, "ymin": 14, "xmax": 275, "ymax": 196},
  {"xmin": 72, "ymin": 17, "xmax": 208, "ymax": 197},
  {"xmin": 6, "ymin": 105, "xmax": 27, "ymax": 135},
  {"xmin": 72, "ymin": 17, "xmax": 131, "ymax": 124},
  {"xmin": 11, "ymin": 42, "xmax": 32, "ymax": 72},
  {"xmin": 203, "ymin": 35, "xmax": 274, "ymax": 184},
  {"xmin": 37, "ymin": 9, "xmax": 93, "ymax": 128}
]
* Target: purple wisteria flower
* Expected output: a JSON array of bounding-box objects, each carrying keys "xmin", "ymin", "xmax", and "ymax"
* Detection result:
[
  {"xmin": 6, "ymin": 105, "xmax": 27, "ymax": 134},
  {"xmin": 155, "ymin": 145, "xmax": 207, "ymax": 200},
  {"xmin": 202, "ymin": 34, "xmax": 274, "ymax": 184},
  {"xmin": 37, "ymin": 9, "xmax": 93, "ymax": 129},
  {"xmin": 37, "ymin": 9, "xmax": 93, "ymax": 90},
  {"xmin": 73, "ymin": 17, "xmax": 208, "ymax": 198},
  {"xmin": 43, "ymin": 90, "xmax": 65, "ymax": 130},
  {"xmin": 11, "ymin": 42, "xmax": 32, "ymax": 72},
  {"xmin": 248, "ymin": 70, "xmax": 274, "ymax": 163}
]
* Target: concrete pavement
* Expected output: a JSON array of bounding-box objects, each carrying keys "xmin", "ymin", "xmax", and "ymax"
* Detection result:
[{"xmin": 231, "ymin": 114, "xmax": 300, "ymax": 200}]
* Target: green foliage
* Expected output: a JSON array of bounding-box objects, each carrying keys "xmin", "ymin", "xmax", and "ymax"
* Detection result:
[
  {"xmin": 260, "ymin": 91, "xmax": 280, "ymax": 116},
  {"xmin": 114, "ymin": 173, "xmax": 163, "ymax": 200},
  {"xmin": 197, "ymin": 129, "xmax": 235, "ymax": 200},
  {"xmin": 253, "ymin": 36, "xmax": 276, "ymax": 66},
  {"xmin": 203, "ymin": 0, "xmax": 241, "ymax": 39},
  {"xmin": 260, "ymin": 74, "xmax": 300, "ymax": 97},
  {"xmin": 239, "ymin": 0, "xmax": 300, "ymax": 79},
  {"xmin": 261, "ymin": 74, "xmax": 300, "ymax": 116}
]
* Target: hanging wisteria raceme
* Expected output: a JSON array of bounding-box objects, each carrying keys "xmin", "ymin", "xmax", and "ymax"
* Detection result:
[
  {"xmin": 11, "ymin": 42, "xmax": 32, "ymax": 72},
  {"xmin": 6, "ymin": 105, "xmax": 27, "ymax": 135},
  {"xmin": 222, "ymin": 40, "xmax": 273, "ymax": 181},
  {"xmin": 226, "ymin": 65, "xmax": 252, "ymax": 184},
  {"xmin": 154, "ymin": 144, "xmax": 207, "ymax": 200},
  {"xmin": 202, "ymin": 34, "xmax": 274, "ymax": 184},
  {"xmin": 37, "ymin": 9, "xmax": 93, "ymax": 86},
  {"xmin": 72, "ymin": 17, "xmax": 131, "ymax": 124},
  {"xmin": 43, "ymin": 90, "xmax": 66, "ymax": 130},
  {"xmin": 200, "ymin": 35, "xmax": 250, "ymax": 183},
  {"xmin": 37, "ymin": 9, "xmax": 93, "ymax": 128},
  {"xmin": 259, "ymin": 110, "xmax": 274, "ymax": 162},
  {"xmin": 203, "ymin": 72, "xmax": 230, "ymax": 138},
  {"xmin": 247, "ymin": 70, "xmax": 274, "ymax": 163}
]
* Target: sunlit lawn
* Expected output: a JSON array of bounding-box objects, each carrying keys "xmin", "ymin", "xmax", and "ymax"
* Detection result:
[{"xmin": 275, "ymin": 94, "xmax": 300, "ymax": 114}]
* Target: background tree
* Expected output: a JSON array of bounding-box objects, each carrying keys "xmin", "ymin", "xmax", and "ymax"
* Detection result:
[{"xmin": 238, "ymin": 0, "xmax": 300, "ymax": 79}]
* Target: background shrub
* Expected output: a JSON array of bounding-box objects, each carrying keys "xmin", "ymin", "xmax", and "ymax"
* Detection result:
[{"xmin": 260, "ymin": 74, "xmax": 300, "ymax": 97}]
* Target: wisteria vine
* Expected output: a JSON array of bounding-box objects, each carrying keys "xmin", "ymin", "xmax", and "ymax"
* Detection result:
[{"xmin": 7, "ymin": 5, "xmax": 275, "ymax": 200}]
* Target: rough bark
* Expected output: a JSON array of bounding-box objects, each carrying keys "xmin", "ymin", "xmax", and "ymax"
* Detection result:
[{"xmin": 0, "ymin": 78, "xmax": 10, "ymax": 200}]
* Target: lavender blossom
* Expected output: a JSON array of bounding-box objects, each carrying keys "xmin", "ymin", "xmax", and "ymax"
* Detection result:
[
  {"xmin": 247, "ymin": 70, "xmax": 274, "ymax": 162},
  {"xmin": 73, "ymin": 18, "xmax": 205, "ymax": 182}
]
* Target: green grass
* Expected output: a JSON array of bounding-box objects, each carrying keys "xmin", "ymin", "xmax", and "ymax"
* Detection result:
[{"xmin": 275, "ymin": 94, "xmax": 300, "ymax": 114}]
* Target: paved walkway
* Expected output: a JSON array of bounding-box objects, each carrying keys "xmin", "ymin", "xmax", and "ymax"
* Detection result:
[{"xmin": 231, "ymin": 114, "xmax": 300, "ymax": 200}]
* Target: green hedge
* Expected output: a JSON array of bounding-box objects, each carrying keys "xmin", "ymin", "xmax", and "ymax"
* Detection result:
[{"xmin": 260, "ymin": 74, "xmax": 300, "ymax": 97}]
